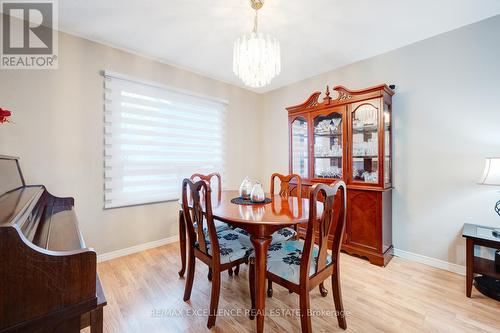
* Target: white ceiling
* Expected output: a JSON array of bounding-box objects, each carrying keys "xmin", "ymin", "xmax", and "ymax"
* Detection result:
[{"xmin": 58, "ymin": 0, "xmax": 500, "ymax": 93}]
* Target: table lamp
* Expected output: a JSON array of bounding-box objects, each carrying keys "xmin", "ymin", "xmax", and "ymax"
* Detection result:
[{"xmin": 478, "ymin": 157, "xmax": 500, "ymax": 238}]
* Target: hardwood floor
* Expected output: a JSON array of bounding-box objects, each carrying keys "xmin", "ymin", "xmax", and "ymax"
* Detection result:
[{"xmin": 89, "ymin": 243, "xmax": 500, "ymax": 333}]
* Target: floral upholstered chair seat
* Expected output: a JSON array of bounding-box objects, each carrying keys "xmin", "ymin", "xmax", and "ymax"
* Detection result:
[
  {"xmin": 195, "ymin": 229, "xmax": 252, "ymax": 265},
  {"xmin": 234, "ymin": 227, "xmax": 297, "ymax": 246},
  {"xmin": 250, "ymin": 239, "xmax": 332, "ymax": 284},
  {"xmin": 270, "ymin": 227, "xmax": 297, "ymax": 243}
]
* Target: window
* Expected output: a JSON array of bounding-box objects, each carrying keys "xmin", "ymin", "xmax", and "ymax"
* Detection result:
[{"xmin": 103, "ymin": 72, "xmax": 227, "ymax": 209}]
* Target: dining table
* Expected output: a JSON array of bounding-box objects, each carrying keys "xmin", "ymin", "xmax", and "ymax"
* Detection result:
[{"xmin": 178, "ymin": 190, "xmax": 321, "ymax": 333}]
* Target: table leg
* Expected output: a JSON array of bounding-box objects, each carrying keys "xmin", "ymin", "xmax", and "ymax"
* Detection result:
[
  {"xmin": 178, "ymin": 210, "xmax": 187, "ymax": 277},
  {"xmin": 250, "ymin": 235, "xmax": 272, "ymax": 333},
  {"xmin": 466, "ymin": 238, "xmax": 473, "ymax": 297}
]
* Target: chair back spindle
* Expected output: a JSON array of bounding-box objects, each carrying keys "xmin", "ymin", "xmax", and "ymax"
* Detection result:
[{"xmin": 270, "ymin": 173, "xmax": 303, "ymax": 229}]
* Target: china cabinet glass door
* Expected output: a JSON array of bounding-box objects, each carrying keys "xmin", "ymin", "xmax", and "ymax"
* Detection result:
[
  {"xmin": 384, "ymin": 103, "xmax": 392, "ymax": 186},
  {"xmin": 313, "ymin": 112, "xmax": 343, "ymax": 179},
  {"xmin": 351, "ymin": 104, "xmax": 379, "ymax": 184},
  {"xmin": 291, "ymin": 117, "xmax": 308, "ymax": 178}
]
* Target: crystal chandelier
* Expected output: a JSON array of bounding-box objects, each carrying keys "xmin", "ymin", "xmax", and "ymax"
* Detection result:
[{"xmin": 233, "ymin": 0, "xmax": 281, "ymax": 88}]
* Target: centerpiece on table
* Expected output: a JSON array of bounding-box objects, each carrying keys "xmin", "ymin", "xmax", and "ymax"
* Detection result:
[{"xmin": 234, "ymin": 177, "xmax": 270, "ymax": 205}]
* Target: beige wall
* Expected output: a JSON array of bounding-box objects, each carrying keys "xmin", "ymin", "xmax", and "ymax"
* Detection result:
[
  {"xmin": 1, "ymin": 15, "xmax": 499, "ymax": 266},
  {"xmin": 0, "ymin": 31, "xmax": 263, "ymax": 254},
  {"xmin": 260, "ymin": 15, "xmax": 500, "ymax": 265}
]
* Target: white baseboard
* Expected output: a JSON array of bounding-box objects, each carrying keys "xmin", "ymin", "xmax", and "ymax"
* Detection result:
[
  {"xmin": 96, "ymin": 238, "xmax": 466, "ymax": 277},
  {"xmin": 393, "ymin": 248, "xmax": 466, "ymax": 276},
  {"xmin": 97, "ymin": 236, "xmax": 178, "ymax": 263}
]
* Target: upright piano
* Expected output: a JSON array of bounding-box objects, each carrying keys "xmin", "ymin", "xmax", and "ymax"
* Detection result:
[{"xmin": 0, "ymin": 156, "xmax": 106, "ymax": 333}]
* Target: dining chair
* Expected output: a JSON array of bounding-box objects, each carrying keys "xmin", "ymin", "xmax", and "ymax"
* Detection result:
[
  {"xmin": 190, "ymin": 173, "xmax": 240, "ymax": 279},
  {"xmin": 182, "ymin": 178, "xmax": 252, "ymax": 328},
  {"xmin": 249, "ymin": 181, "xmax": 348, "ymax": 332},
  {"xmin": 179, "ymin": 173, "xmax": 236, "ymax": 279}
]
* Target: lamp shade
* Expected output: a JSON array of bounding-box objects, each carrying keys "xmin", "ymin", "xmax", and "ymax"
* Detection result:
[{"xmin": 478, "ymin": 157, "xmax": 500, "ymax": 185}]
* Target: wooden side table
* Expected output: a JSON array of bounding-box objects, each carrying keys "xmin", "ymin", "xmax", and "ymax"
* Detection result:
[{"xmin": 462, "ymin": 223, "xmax": 500, "ymax": 300}]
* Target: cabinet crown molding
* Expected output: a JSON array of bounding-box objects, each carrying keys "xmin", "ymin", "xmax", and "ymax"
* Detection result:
[{"xmin": 286, "ymin": 84, "xmax": 394, "ymax": 114}]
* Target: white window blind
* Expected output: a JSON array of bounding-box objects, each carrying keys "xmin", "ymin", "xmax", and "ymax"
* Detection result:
[{"xmin": 104, "ymin": 72, "xmax": 227, "ymax": 209}]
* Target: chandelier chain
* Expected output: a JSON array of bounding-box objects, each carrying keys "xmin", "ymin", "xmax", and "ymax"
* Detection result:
[{"xmin": 253, "ymin": 10, "xmax": 258, "ymax": 33}]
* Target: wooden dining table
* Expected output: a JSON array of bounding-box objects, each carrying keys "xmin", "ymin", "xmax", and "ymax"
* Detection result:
[{"xmin": 178, "ymin": 190, "xmax": 321, "ymax": 333}]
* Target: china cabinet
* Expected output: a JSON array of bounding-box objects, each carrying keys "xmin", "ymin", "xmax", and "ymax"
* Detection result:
[{"xmin": 286, "ymin": 84, "xmax": 394, "ymax": 266}]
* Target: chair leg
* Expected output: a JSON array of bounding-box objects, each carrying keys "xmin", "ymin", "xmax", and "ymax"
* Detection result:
[
  {"xmin": 249, "ymin": 258, "xmax": 256, "ymax": 320},
  {"xmin": 207, "ymin": 268, "xmax": 221, "ymax": 328},
  {"xmin": 299, "ymin": 291, "xmax": 312, "ymax": 333},
  {"xmin": 332, "ymin": 266, "xmax": 347, "ymax": 330},
  {"xmin": 178, "ymin": 210, "xmax": 186, "ymax": 278},
  {"xmin": 319, "ymin": 282, "xmax": 328, "ymax": 297},
  {"xmin": 267, "ymin": 279, "xmax": 273, "ymax": 297},
  {"xmin": 234, "ymin": 265, "xmax": 240, "ymax": 276},
  {"xmin": 207, "ymin": 268, "xmax": 212, "ymax": 281},
  {"xmin": 183, "ymin": 247, "xmax": 196, "ymax": 302}
]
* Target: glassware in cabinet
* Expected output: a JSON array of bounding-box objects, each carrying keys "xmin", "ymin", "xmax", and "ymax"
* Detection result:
[
  {"xmin": 384, "ymin": 103, "xmax": 392, "ymax": 186},
  {"xmin": 313, "ymin": 112, "xmax": 343, "ymax": 179},
  {"xmin": 291, "ymin": 117, "xmax": 308, "ymax": 178},
  {"xmin": 351, "ymin": 103, "xmax": 379, "ymax": 184}
]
